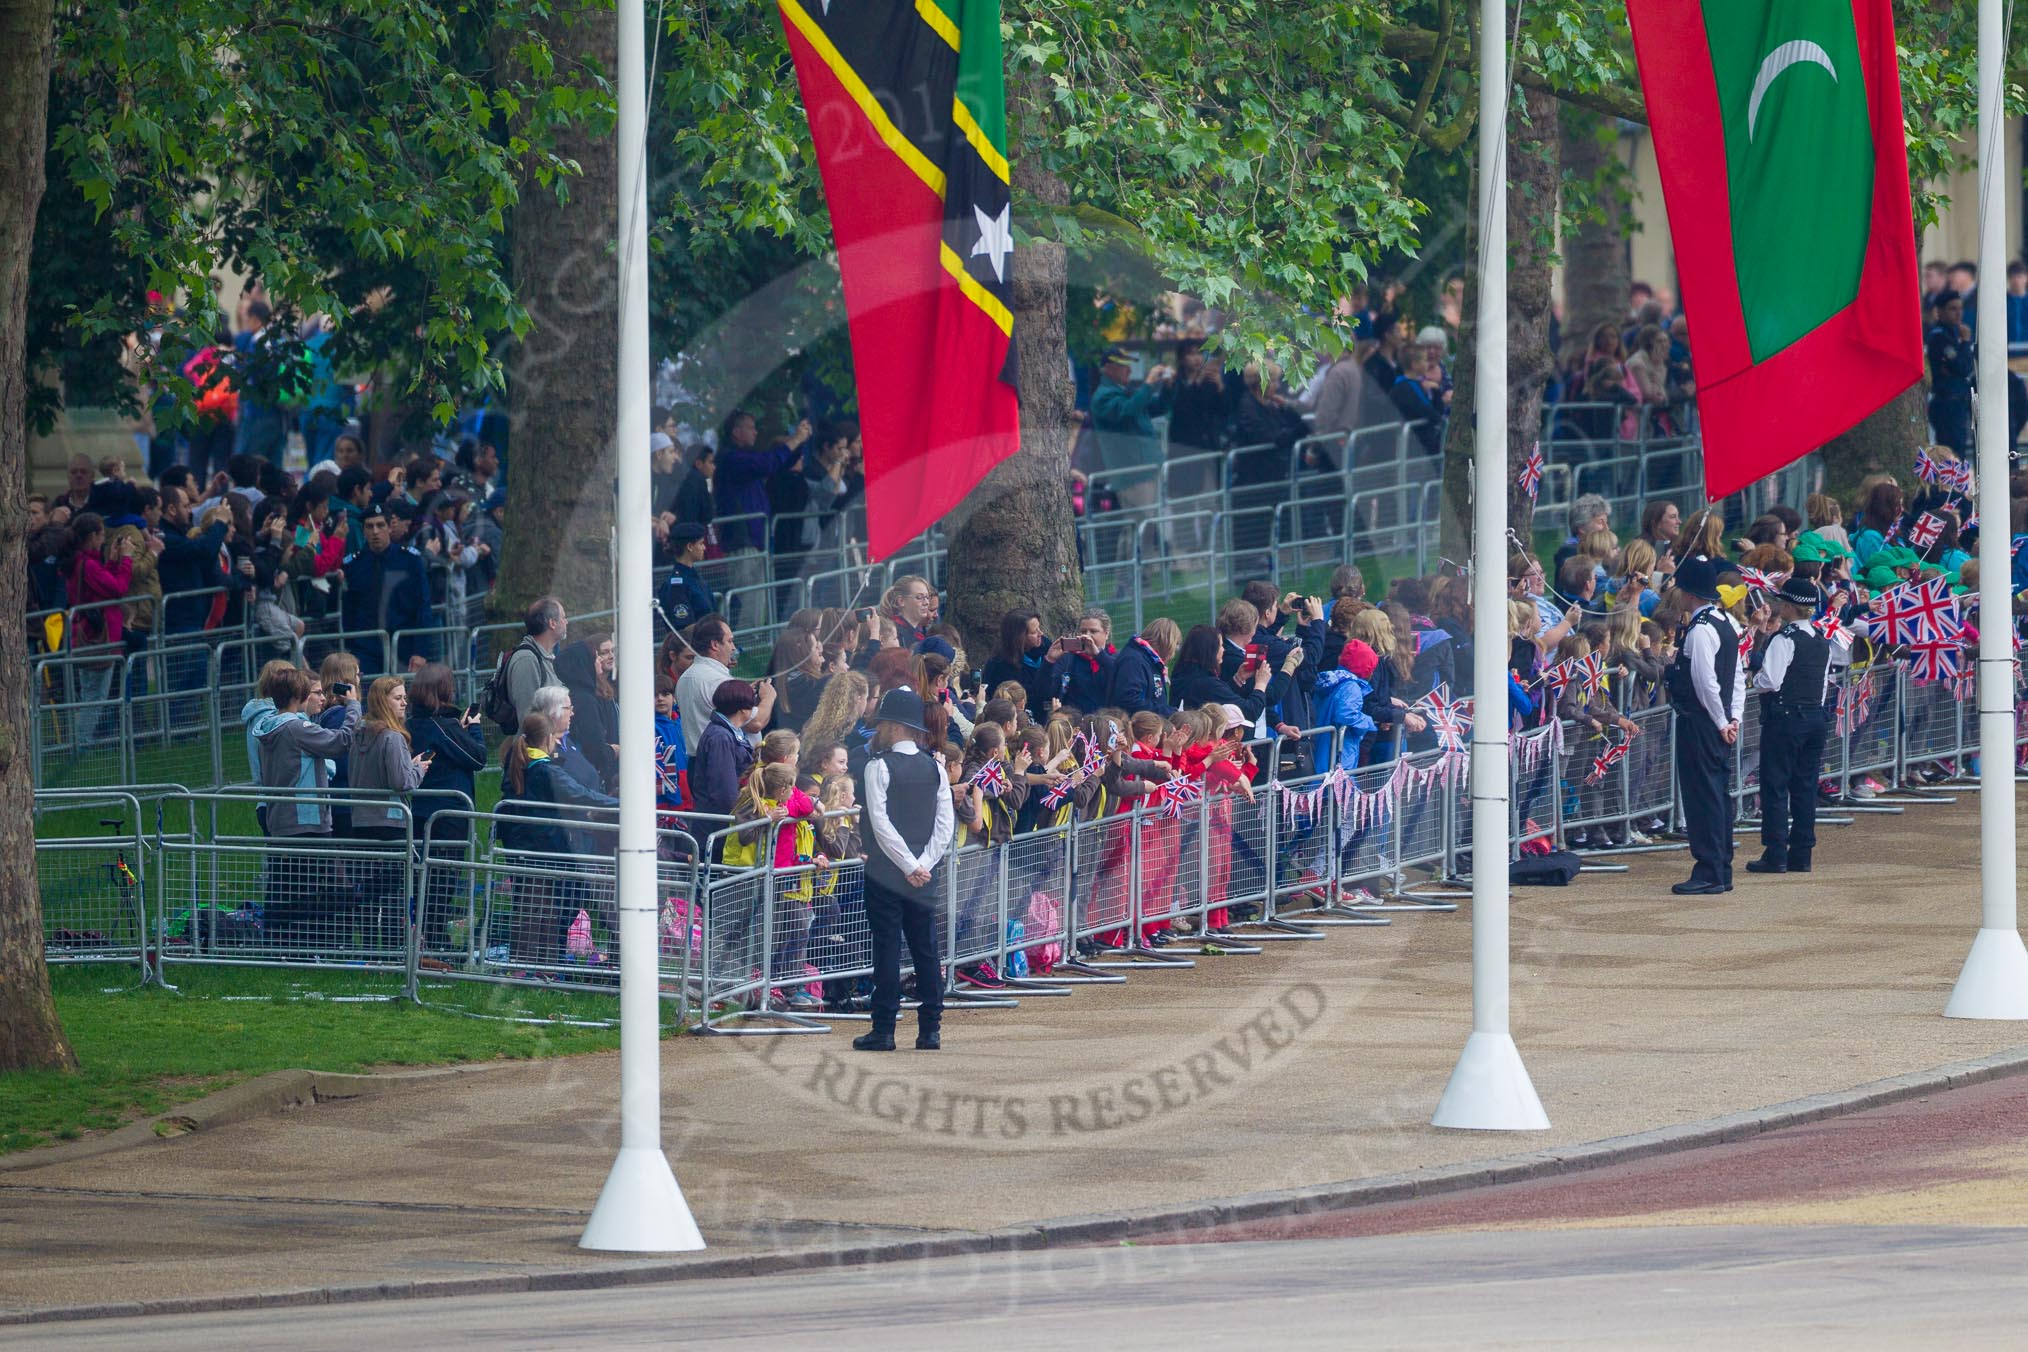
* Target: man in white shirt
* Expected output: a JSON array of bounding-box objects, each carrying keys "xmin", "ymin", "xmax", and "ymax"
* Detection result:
[
  {"xmin": 676, "ymin": 615, "xmax": 773, "ymax": 754},
  {"xmin": 854, "ymin": 687, "xmax": 956, "ymax": 1052},
  {"xmin": 1666, "ymin": 555, "xmax": 1746, "ymax": 895},
  {"xmin": 1746, "ymin": 576, "xmax": 1845, "ymax": 876}
]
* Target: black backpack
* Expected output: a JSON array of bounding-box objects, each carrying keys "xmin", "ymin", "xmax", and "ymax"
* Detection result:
[{"xmin": 482, "ymin": 638, "xmax": 536, "ymax": 734}]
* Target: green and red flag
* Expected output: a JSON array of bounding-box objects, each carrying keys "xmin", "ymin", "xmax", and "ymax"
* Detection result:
[
  {"xmin": 1626, "ymin": 0, "xmax": 1922, "ymax": 500},
  {"xmin": 778, "ymin": 0, "xmax": 1021, "ymax": 560}
]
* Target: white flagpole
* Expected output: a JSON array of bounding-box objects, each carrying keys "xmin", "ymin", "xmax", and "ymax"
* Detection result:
[
  {"xmin": 580, "ymin": 0, "xmax": 708, "ymax": 1250},
  {"xmin": 1432, "ymin": 0, "xmax": 1550, "ymax": 1130},
  {"xmin": 1945, "ymin": 0, "xmax": 2028, "ymax": 1020}
]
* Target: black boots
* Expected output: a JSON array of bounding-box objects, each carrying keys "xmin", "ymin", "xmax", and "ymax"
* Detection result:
[
  {"xmin": 1745, "ymin": 853, "xmax": 1787, "ymax": 874},
  {"xmin": 1788, "ymin": 849, "xmax": 1812, "ymax": 873},
  {"xmin": 853, "ymin": 1026, "xmax": 940, "ymax": 1051}
]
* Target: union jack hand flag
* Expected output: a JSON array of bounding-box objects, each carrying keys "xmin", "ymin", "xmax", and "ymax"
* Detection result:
[
  {"xmin": 1871, "ymin": 578, "xmax": 1959, "ymax": 646},
  {"xmin": 1913, "ymin": 446, "xmax": 1939, "ymax": 484},
  {"xmin": 1539, "ymin": 658, "xmax": 1574, "ymax": 700},
  {"xmin": 1586, "ymin": 733, "xmax": 1630, "ymax": 785},
  {"xmin": 1907, "ymin": 638, "xmax": 1961, "ymax": 685},
  {"xmin": 1415, "ymin": 684, "xmax": 1474, "ymax": 755},
  {"xmin": 1518, "ymin": 443, "xmax": 1545, "ymax": 501},
  {"xmin": 1573, "ymin": 650, "xmax": 1607, "ymax": 697},
  {"xmin": 1907, "ymin": 512, "xmax": 1946, "ymax": 552},
  {"xmin": 1158, "ymin": 774, "xmax": 1205, "ymax": 820},
  {"xmin": 1812, "ymin": 612, "xmax": 1850, "ymax": 646},
  {"xmin": 969, "ymin": 758, "xmax": 1010, "ymax": 798},
  {"xmin": 1737, "ymin": 566, "xmax": 1779, "ymax": 594},
  {"xmin": 1940, "ymin": 458, "xmax": 1974, "ymax": 494}
]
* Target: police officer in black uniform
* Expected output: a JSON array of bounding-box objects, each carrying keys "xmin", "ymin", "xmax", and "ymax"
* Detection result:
[
  {"xmin": 1926, "ymin": 290, "xmax": 1976, "ymax": 458},
  {"xmin": 854, "ymin": 687, "xmax": 955, "ymax": 1052},
  {"xmin": 1746, "ymin": 575, "xmax": 1842, "ymax": 874},
  {"xmin": 657, "ymin": 523, "xmax": 715, "ymax": 633},
  {"xmin": 1665, "ymin": 555, "xmax": 1745, "ymax": 895}
]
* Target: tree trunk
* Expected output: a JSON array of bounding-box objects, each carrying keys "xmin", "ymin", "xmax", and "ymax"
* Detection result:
[
  {"xmin": 945, "ymin": 91, "xmax": 1084, "ymax": 652},
  {"xmin": 1560, "ymin": 105, "xmax": 1630, "ymax": 359},
  {"xmin": 1440, "ymin": 86, "xmax": 1561, "ymax": 560},
  {"xmin": 496, "ymin": 1, "xmax": 620, "ymax": 623},
  {"xmin": 0, "ymin": 0, "xmax": 76, "ymax": 1072},
  {"xmin": 1821, "ymin": 383, "xmax": 1929, "ymax": 509}
]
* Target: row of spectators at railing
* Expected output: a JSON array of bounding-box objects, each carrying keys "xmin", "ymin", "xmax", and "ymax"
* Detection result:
[
  {"xmin": 27, "ymin": 439, "xmax": 502, "ymax": 667},
  {"xmin": 210, "ymin": 431, "xmax": 2028, "ymax": 995}
]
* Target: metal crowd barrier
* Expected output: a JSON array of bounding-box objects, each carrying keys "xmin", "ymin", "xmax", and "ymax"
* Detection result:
[{"xmin": 33, "ymin": 664, "xmax": 2006, "ymax": 1026}]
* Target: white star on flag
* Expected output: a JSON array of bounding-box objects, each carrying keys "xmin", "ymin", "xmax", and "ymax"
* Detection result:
[{"xmin": 971, "ymin": 203, "xmax": 1012, "ymax": 284}]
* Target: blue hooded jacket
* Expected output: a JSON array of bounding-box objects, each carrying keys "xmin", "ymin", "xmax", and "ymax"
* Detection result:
[{"xmin": 1313, "ymin": 667, "xmax": 1378, "ymax": 771}]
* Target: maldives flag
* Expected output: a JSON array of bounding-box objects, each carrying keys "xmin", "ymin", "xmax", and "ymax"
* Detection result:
[
  {"xmin": 1626, "ymin": 0, "xmax": 1922, "ymax": 500},
  {"xmin": 779, "ymin": 0, "xmax": 1021, "ymax": 560}
]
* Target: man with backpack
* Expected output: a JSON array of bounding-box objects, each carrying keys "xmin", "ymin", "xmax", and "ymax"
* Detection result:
[{"xmin": 487, "ymin": 595, "xmax": 567, "ymax": 733}]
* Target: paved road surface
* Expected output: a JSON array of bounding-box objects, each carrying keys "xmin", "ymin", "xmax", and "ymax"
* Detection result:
[
  {"xmin": 12, "ymin": 1224, "xmax": 2028, "ymax": 1350},
  {"xmin": 1172, "ymin": 1072, "xmax": 2028, "ymax": 1242}
]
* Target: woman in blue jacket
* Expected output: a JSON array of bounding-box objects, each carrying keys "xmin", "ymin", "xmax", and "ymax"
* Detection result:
[{"xmin": 1106, "ymin": 617, "xmax": 1180, "ymax": 716}]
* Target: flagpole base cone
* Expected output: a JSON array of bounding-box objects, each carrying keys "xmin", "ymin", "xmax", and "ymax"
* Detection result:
[
  {"xmin": 1945, "ymin": 928, "xmax": 2028, "ymax": 1021},
  {"xmin": 1431, "ymin": 1031, "xmax": 1551, "ymax": 1131},
  {"xmin": 579, "ymin": 1146, "xmax": 706, "ymax": 1253}
]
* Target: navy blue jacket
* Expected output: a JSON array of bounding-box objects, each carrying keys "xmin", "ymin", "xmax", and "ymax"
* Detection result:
[
  {"xmin": 341, "ymin": 544, "xmax": 434, "ymax": 658},
  {"xmin": 690, "ymin": 712, "xmax": 755, "ymax": 821},
  {"xmin": 1106, "ymin": 638, "xmax": 1175, "ymax": 716},
  {"xmin": 156, "ymin": 521, "xmax": 233, "ymax": 635},
  {"xmin": 498, "ymin": 756, "xmax": 618, "ymax": 856},
  {"xmin": 409, "ymin": 713, "xmax": 489, "ymax": 832},
  {"xmin": 658, "ymin": 562, "xmax": 714, "ymax": 631},
  {"xmin": 1051, "ymin": 647, "xmax": 1118, "ymax": 715}
]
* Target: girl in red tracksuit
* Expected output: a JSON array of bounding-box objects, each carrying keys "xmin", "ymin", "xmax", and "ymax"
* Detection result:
[
  {"xmin": 1127, "ymin": 710, "xmax": 1185, "ymax": 942},
  {"xmin": 1073, "ymin": 714, "xmax": 1169, "ymax": 949},
  {"xmin": 1178, "ymin": 707, "xmax": 1258, "ymax": 933}
]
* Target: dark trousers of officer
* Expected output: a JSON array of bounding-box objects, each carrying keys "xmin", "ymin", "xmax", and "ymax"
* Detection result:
[
  {"xmin": 863, "ymin": 874, "xmax": 943, "ymax": 1038},
  {"xmin": 1759, "ymin": 703, "xmax": 1831, "ymax": 864},
  {"xmin": 1675, "ymin": 712, "xmax": 1734, "ymax": 887}
]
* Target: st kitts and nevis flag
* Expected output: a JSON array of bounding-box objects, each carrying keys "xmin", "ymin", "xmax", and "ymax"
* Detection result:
[
  {"xmin": 1625, "ymin": 0, "xmax": 1923, "ymax": 499},
  {"xmin": 778, "ymin": 0, "xmax": 1021, "ymax": 560}
]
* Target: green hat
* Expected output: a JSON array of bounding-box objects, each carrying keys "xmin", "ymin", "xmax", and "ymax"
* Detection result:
[
  {"xmin": 1877, "ymin": 545, "xmax": 1920, "ymax": 572},
  {"xmin": 1861, "ymin": 562, "xmax": 1901, "ymax": 591},
  {"xmin": 1793, "ymin": 530, "xmax": 1852, "ymax": 563}
]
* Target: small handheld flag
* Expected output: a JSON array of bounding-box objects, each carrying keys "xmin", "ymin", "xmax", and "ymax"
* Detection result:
[
  {"xmin": 1518, "ymin": 443, "xmax": 1544, "ymax": 501},
  {"xmin": 1907, "ymin": 512, "xmax": 1946, "ymax": 552}
]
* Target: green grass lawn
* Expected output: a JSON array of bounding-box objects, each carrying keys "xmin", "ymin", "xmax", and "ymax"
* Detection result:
[{"xmin": 0, "ymin": 964, "xmax": 623, "ymax": 1156}]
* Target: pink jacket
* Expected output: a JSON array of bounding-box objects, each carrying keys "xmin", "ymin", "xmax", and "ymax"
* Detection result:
[
  {"xmin": 70, "ymin": 553, "xmax": 134, "ymax": 645},
  {"xmin": 772, "ymin": 787, "xmax": 819, "ymax": 868}
]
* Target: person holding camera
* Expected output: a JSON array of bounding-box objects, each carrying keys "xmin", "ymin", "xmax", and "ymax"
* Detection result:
[{"xmin": 407, "ymin": 662, "xmax": 492, "ymax": 946}]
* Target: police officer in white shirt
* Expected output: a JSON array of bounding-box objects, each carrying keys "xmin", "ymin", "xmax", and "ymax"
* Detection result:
[
  {"xmin": 1746, "ymin": 575, "xmax": 1844, "ymax": 875},
  {"xmin": 854, "ymin": 687, "xmax": 956, "ymax": 1051},
  {"xmin": 1663, "ymin": 555, "xmax": 1746, "ymax": 895}
]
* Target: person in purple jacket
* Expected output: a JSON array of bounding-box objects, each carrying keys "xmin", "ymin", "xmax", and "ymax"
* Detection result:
[{"xmin": 713, "ymin": 410, "xmax": 808, "ymax": 552}]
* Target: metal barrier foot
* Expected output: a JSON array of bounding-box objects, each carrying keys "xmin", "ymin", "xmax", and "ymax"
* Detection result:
[
  {"xmin": 693, "ymin": 1008, "xmax": 831, "ymax": 1036},
  {"xmin": 1042, "ymin": 960, "xmax": 1129, "ymax": 985},
  {"xmin": 1272, "ymin": 905, "xmax": 1393, "ymax": 926},
  {"xmin": 1081, "ymin": 944, "xmax": 1197, "ymax": 970}
]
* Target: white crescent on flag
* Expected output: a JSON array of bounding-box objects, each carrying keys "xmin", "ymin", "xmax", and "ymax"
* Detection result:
[{"xmin": 1747, "ymin": 39, "xmax": 1838, "ymax": 142}]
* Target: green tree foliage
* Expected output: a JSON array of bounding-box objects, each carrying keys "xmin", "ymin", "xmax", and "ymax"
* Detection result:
[{"xmin": 30, "ymin": 0, "xmax": 594, "ymax": 432}]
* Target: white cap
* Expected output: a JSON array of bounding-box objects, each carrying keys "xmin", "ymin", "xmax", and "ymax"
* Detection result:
[
  {"xmin": 1217, "ymin": 703, "xmax": 1248, "ymax": 732},
  {"xmin": 649, "ymin": 431, "xmax": 674, "ymax": 454}
]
